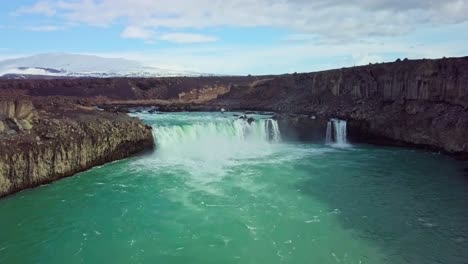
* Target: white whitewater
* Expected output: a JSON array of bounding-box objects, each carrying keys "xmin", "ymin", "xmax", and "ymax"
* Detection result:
[
  {"xmin": 326, "ymin": 118, "xmax": 349, "ymax": 147},
  {"xmin": 326, "ymin": 121, "xmax": 333, "ymax": 144},
  {"xmin": 153, "ymin": 118, "xmax": 281, "ymax": 149},
  {"xmin": 149, "ymin": 117, "xmax": 282, "ymax": 174},
  {"xmin": 265, "ymin": 119, "xmax": 281, "ymax": 143}
]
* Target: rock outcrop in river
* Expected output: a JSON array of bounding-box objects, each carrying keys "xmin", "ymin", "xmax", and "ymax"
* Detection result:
[{"xmin": 0, "ymin": 99, "xmax": 154, "ymax": 197}]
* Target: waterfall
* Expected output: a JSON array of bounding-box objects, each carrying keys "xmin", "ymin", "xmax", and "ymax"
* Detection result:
[
  {"xmin": 149, "ymin": 118, "xmax": 281, "ymax": 164},
  {"xmin": 326, "ymin": 121, "xmax": 332, "ymax": 144},
  {"xmin": 326, "ymin": 119, "xmax": 348, "ymax": 147},
  {"xmin": 130, "ymin": 113, "xmax": 283, "ymax": 178},
  {"xmin": 153, "ymin": 118, "xmax": 281, "ymax": 150},
  {"xmin": 334, "ymin": 119, "xmax": 347, "ymax": 145},
  {"xmin": 265, "ymin": 119, "xmax": 281, "ymax": 143}
]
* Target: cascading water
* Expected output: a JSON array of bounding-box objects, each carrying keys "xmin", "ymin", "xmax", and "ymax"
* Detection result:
[
  {"xmin": 153, "ymin": 118, "xmax": 281, "ymax": 149},
  {"xmin": 325, "ymin": 118, "xmax": 348, "ymax": 147},
  {"xmin": 265, "ymin": 119, "xmax": 281, "ymax": 143},
  {"xmin": 326, "ymin": 121, "xmax": 333, "ymax": 144},
  {"xmin": 334, "ymin": 119, "xmax": 347, "ymax": 145},
  {"xmin": 146, "ymin": 114, "xmax": 282, "ymax": 174}
]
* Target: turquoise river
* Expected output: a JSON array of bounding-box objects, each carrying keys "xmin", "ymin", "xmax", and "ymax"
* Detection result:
[{"xmin": 1, "ymin": 112, "xmax": 468, "ymax": 264}]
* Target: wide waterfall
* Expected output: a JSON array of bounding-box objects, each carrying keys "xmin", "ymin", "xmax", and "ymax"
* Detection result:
[
  {"xmin": 325, "ymin": 118, "xmax": 348, "ymax": 147},
  {"xmin": 153, "ymin": 118, "xmax": 281, "ymax": 148},
  {"xmin": 146, "ymin": 114, "xmax": 282, "ymax": 167}
]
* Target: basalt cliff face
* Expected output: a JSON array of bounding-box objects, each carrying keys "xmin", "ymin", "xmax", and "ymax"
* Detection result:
[
  {"xmin": 216, "ymin": 57, "xmax": 468, "ymax": 156},
  {"xmin": 0, "ymin": 99, "xmax": 154, "ymax": 197}
]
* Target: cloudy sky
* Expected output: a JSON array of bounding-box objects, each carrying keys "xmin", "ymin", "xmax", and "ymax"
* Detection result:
[{"xmin": 1, "ymin": 0, "xmax": 468, "ymax": 74}]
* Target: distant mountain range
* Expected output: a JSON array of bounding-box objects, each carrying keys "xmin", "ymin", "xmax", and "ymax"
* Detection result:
[{"xmin": 0, "ymin": 53, "xmax": 209, "ymax": 78}]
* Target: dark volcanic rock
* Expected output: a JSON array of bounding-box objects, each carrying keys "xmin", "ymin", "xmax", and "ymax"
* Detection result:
[
  {"xmin": 216, "ymin": 57, "xmax": 468, "ymax": 156},
  {"xmin": 274, "ymin": 113, "xmax": 329, "ymax": 142}
]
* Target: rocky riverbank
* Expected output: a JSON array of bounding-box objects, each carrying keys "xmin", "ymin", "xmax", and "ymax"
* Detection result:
[{"xmin": 0, "ymin": 99, "xmax": 154, "ymax": 197}]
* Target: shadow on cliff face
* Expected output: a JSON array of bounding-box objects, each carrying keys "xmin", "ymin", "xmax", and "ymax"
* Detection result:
[
  {"xmin": 294, "ymin": 147, "xmax": 468, "ymax": 264},
  {"xmin": 275, "ymin": 114, "xmax": 328, "ymax": 143}
]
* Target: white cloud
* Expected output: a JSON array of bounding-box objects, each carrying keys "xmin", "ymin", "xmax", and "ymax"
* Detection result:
[
  {"xmin": 120, "ymin": 26, "xmax": 154, "ymax": 40},
  {"xmin": 8, "ymin": 0, "xmax": 468, "ymax": 74},
  {"xmin": 14, "ymin": 1, "xmax": 57, "ymax": 16},
  {"xmin": 283, "ymin": 34, "xmax": 320, "ymax": 42},
  {"xmin": 158, "ymin": 33, "xmax": 218, "ymax": 44},
  {"xmin": 82, "ymin": 28, "xmax": 468, "ymax": 75},
  {"xmin": 351, "ymin": 53, "xmax": 386, "ymax": 66},
  {"xmin": 16, "ymin": 0, "xmax": 468, "ymax": 40},
  {"xmin": 26, "ymin": 25, "xmax": 65, "ymax": 32},
  {"xmin": 3, "ymin": 30, "xmax": 467, "ymax": 75},
  {"xmin": 120, "ymin": 27, "xmax": 217, "ymax": 43}
]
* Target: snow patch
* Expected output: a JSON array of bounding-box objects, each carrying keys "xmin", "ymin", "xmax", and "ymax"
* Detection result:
[{"xmin": 0, "ymin": 53, "xmax": 210, "ymax": 78}]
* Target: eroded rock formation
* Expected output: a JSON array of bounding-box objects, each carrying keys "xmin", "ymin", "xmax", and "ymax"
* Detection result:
[
  {"xmin": 0, "ymin": 100, "xmax": 35, "ymax": 133},
  {"xmin": 0, "ymin": 99, "xmax": 154, "ymax": 197}
]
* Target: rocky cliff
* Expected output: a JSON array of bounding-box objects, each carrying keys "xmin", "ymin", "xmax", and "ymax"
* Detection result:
[
  {"xmin": 0, "ymin": 99, "xmax": 154, "ymax": 197},
  {"xmin": 216, "ymin": 57, "xmax": 468, "ymax": 156}
]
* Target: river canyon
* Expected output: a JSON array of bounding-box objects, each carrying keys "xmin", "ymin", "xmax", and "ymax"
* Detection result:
[{"xmin": 0, "ymin": 56, "xmax": 467, "ymax": 264}]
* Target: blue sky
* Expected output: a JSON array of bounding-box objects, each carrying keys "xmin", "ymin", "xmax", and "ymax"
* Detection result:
[{"xmin": 1, "ymin": 0, "xmax": 468, "ymax": 74}]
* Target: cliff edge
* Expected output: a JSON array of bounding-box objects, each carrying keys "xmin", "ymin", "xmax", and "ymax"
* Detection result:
[{"xmin": 0, "ymin": 99, "xmax": 154, "ymax": 197}]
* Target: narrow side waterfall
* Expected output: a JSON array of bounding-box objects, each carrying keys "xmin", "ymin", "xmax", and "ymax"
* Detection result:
[
  {"xmin": 326, "ymin": 121, "xmax": 332, "ymax": 144},
  {"xmin": 265, "ymin": 119, "xmax": 281, "ymax": 143},
  {"xmin": 334, "ymin": 119, "xmax": 347, "ymax": 145},
  {"xmin": 325, "ymin": 118, "xmax": 349, "ymax": 147}
]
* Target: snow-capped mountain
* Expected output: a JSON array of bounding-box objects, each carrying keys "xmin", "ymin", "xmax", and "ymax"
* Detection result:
[{"xmin": 0, "ymin": 53, "xmax": 208, "ymax": 78}]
